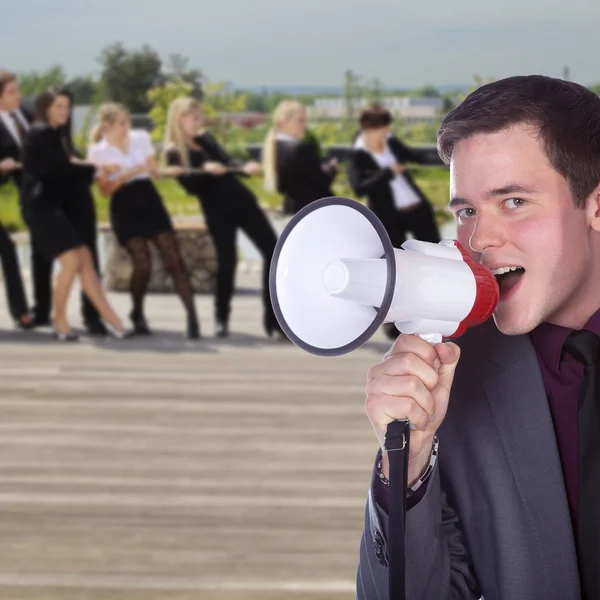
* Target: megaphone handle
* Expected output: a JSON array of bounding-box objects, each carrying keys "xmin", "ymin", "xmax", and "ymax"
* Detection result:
[
  {"xmin": 384, "ymin": 332, "xmax": 442, "ymax": 600},
  {"xmin": 385, "ymin": 418, "xmax": 410, "ymax": 600}
]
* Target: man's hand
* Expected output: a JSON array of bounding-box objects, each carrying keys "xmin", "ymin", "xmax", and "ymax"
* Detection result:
[
  {"xmin": 0, "ymin": 158, "xmax": 21, "ymax": 173},
  {"xmin": 365, "ymin": 334, "xmax": 460, "ymax": 484}
]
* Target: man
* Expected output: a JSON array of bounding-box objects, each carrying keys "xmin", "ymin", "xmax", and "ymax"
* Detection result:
[
  {"xmin": 0, "ymin": 70, "xmax": 35, "ymax": 328},
  {"xmin": 358, "ymin": 75, "xmax": 600, "ymax": 599},
  {"xmin": 0, "ymin": 71, "xmax": 106, "ymax": 334}
]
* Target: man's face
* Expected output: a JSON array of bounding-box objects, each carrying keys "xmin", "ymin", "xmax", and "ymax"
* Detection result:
[
  {"xmin": 449, "ymin": 124, "xmax": 596, "ymax": 334},
  {"xmin": 0, "ymin": 81, "xmax": 21, "ymax": 112}
]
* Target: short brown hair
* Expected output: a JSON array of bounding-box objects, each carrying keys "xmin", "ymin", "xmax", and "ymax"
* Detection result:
[
  {"xmin": 437, "ymin": 75, "xmax": 600, "ymax": 207},
  {"xmin": 359, "ymin": 103, "xmax": 392, "ymax": 129},
  {"xmin": 0, "ymin": 71, "xmax": 17, "ymax": 96}
]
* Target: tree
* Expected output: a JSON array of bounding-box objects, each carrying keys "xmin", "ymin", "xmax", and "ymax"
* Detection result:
[
  {"xmin": 412, "ymin": 85, "xmax": 441, "ymax": 98},
  {"xmin": 98, "ymin": 42, "xmax": 162, "ymax": 113},
  {"xmin": 588, "ymin": 83, "xmax": 600, "ymax": 96},
  {"xmin": 343, "ymin": 69, "xmax": 363, "ymax": 121},
  {"xmin": 147, "ymin": 79, "xmax": 194, "ymax": 143},
  {"xmin": 163, "ymin": 53, "xmax": 203, "ymax": 99},
  {"xmin": 201, "ymin": 81, "xmax": 248, "ymax": 147},
  {"xmin": 65, "ymin": 76, "xmax": 98, "ymax": 105},
  {"xmin": 365, "ymin": 78, "xmax": 384, "ymax": 104},
  {"xmin": 18, "ymin": 65, "xmax": 66, "ymax": 96}
]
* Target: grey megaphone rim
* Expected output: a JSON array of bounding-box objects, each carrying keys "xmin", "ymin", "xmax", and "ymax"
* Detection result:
[{"xmin": 269, "ymin": 196, "xmax": 397, "ymax": 356}]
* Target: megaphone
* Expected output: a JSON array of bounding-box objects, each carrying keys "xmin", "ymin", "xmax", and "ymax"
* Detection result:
[{"xmin": 269, "ymin": 196, "xmax": 499, "ymax": 355}]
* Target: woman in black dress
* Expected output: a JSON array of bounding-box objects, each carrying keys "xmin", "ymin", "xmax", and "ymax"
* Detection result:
[
  {"xmin": 348, "ymin": 104, "xmax": 440, "ymax": 248},
  {"xmin": 161, "ymin": 97, "xmax": 284, "ymax": 339},
  {"xmin": 87, "ymin": 102, "xmax": 200, "ymax": 339},
  {"xmin": 261, "ymin": 99, "xmax": 338, "ymax": 215},
  {"xmin": 20, "ymin": 87, "xmax": 131, "ymax": 341}
]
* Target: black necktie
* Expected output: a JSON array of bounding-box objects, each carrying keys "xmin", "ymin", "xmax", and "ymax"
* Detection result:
[
  {"xmin": 9, "ymin": 112, "xmax": 26, "ymax": 146},
  {"xmin": 563, "ymin": 329, "xmax": 600, "ymax": 600}
]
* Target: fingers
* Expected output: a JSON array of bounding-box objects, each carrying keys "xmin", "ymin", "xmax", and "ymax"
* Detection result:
[
  {"xmin": 366, "ymin": 373, "xmax": 436, "ymax": 423},
  {"xmin": 434, "ymin": 341, "xmax": 461, "ymax": 391},
  {"xmin": 366, "ymin": 391, "xmax": 433, "ymax": 433},
  {"xmin": 386, "ymin": 333, "xmax": 440, "ymax": 363}
]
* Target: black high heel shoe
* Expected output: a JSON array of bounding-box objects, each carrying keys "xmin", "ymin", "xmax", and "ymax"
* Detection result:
[
  {"xmin": 130, "ymin": 311, "xmax": 152, "ymax": 335},
  {"xmin": 15, "ymin": 313, "xmax": 35, "ymax": 330},
  {"xmin": 264, "ymin": 316, "xmax": 288, "ymax": 341},
  {"xmin": 187, "ymin": 314, "xmax": 201, "ymax": 340},
  {"xmin": 214, "ymin": 319, "xmax": 229, "ymax": 338}
]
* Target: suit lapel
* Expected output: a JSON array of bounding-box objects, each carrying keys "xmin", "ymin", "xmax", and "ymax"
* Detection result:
[{"xmin": 482, "ymin": 328, "xmax": 580, "ymax": 592}]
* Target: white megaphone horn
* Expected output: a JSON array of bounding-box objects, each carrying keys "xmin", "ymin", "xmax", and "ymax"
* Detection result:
[{"xmin": 269, "ymin": 196, "xmax": 499, "ymax": 355}]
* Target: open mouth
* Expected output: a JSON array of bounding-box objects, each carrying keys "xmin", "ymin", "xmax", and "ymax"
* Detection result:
[{"xmin": 491, "ymin": 266, "xmax": 525, "ymax": 296}]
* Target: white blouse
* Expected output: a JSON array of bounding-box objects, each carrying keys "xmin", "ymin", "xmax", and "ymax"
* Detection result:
[
  {"xmin": 354, "ymin": 134, "xmax": 421, "ymax": 210},
  {"xmin": 87, "ymin": 129, "xmax": 155, "ymax": 182}
]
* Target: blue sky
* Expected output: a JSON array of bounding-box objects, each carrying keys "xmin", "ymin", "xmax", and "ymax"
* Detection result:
[{"xmin": 2, "ymin": 0, "xmax": 599, "ymax": 88}]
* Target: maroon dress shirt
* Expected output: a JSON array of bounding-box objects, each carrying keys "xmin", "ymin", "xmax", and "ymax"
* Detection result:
[{"xmin": 375, "ymin": 311, "xmax": 600, "ymax": 535}]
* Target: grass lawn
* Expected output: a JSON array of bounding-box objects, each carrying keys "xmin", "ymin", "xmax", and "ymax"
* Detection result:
[{"xmin": 0, "ymin": 167, "xmax": 451, "ymax": 232}]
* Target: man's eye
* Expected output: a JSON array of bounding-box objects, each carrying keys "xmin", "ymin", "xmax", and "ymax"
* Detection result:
[
  {"xmin": 456, "ymin": 208, "xmax": 476, "ymax": 218},
  {"xmin": 505, "ymin": 198, "xmax": 525, "ymax": 209}
]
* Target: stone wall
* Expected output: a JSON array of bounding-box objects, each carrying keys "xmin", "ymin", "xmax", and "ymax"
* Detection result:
[{"xmin": 100, "ymin": 222, "xmax": 218, "ymax": 293}]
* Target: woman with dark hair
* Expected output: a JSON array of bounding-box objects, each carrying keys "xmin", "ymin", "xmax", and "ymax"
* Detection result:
[
  {"xmin": 33, "ymin": 88, "xmax": 109, "ymax": 335},
  {"xmin": 348, "ymin": 103, "xmax": 440, "ymax": 248},
  {"xmin": 348, "ymin": 104, "xmax": 441, "ymax": 340},
  {"xmin": 20, "ymin": 86, "xmax": 131, "ymax": 341}
]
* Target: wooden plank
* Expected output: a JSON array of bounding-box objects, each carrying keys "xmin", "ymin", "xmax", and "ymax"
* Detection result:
[{"xmin": 0, "ymin": 273, "xmax": 390, "ymax": 599}]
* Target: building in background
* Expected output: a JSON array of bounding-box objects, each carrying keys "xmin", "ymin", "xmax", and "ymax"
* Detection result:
[{"xmin": 307, "ymin": 96, "xmax": 444, "ymax": 124}]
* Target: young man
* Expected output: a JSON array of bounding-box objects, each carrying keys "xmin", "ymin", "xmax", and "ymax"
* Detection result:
[
  {"xmin": 0, "ymin": 70, "xmax": 35, "ymax": 328},
  {"xmin": 0, "ymin": 71, "xmax": 107, "ymax": 334},
  {"xmin": 358, "ymin": 75, "xmax": 600, "ymax": 599}
]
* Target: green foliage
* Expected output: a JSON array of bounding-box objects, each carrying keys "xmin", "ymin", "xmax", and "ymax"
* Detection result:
[
  {"xmin": 147, "ymin": 79, "xmax": 194, "ymax": 143},
  {"xmin": 97, "ymin": 42, "xmax": 163, "ymax": 113},
  {"xmin": 66, "ymin": 76, "xmax": 98, "ymax": 104},
  {"xmin": 303, "ymin": 128, "xmax": 323, "ymax": 159},
  {"xmin": 73, "ymin": 106, "xmax": 97, "ymax": 153},
  {"xmin": 163, "ymin": 54, "xmax": 203, "ymax": 99},
  {"xmin": 17, "ymin": 65, "xmax": 67, "ymax": 96},
  {"xmin": 201, "ymin": 81, "xmax": 248, "ymax": 147},
  {"xmin": 0, "ymin": 163, "xmax": 452, "ymax": 231}
]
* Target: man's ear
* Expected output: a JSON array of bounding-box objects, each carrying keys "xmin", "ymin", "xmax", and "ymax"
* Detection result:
[{"xmin": 588, "ymin": 182, "xmax": 600, "ymax": 233}]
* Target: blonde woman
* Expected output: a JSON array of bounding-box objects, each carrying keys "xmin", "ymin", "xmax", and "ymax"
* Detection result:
[
  {"xmin": 161, "ymin": 97, "xmax": 284, "ymax": 339},
  {"xmin": 87, "ymin": 103, "xmax": 200, "ymax": 339},
  {"xmin": 261, "ymin": 100, "xmax": 337, "ymax": 215}
]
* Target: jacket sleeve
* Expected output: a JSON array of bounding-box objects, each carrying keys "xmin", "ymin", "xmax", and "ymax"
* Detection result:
[
  {"xmin": 293, "ymin": 142, "xmax": 336, "ymax": 189},
  {"xmin": 22, "ymin": 125, "xmax": 74, "ymax": 178},
  {"xmin": 347, "ymin": 151, "xmax": 395, "ymax": 197},
  {"xmin": 356, "ymin": 451, "xmax": 481, "ymax": 600},
  {"xmin": 165, "ymin": 147, "xmax": 206, "ymax": 196},
  {"xmin": 389, "ymin": 136, "xmax": 427, "ymax": 164},
  {"xmin": 200, "ymin": 132, "xmax": 249, "ymax": 177}
]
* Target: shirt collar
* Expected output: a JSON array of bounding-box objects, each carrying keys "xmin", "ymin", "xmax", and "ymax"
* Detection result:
[{"xmin": 530, "ymin": 308, "xmax": 600, "ymax": 372}]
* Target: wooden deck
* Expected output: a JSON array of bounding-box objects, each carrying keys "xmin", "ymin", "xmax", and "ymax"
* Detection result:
[{"xmin": 0, "ymin": 271, "xmax": 390, "ymax": 600}]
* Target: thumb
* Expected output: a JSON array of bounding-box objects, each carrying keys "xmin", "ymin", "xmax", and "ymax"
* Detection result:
[{"xmin": 434, "ymin": 341, "xmax": 461, "ymax": 391}]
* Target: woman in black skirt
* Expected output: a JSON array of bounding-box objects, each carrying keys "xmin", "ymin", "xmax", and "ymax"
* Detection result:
[
  {"xmin": 87, "ymin": 102, "xmax": 200, "ymax": 339},
  {"xmin": 160, "ymin": 97, "xmax": 285, "ymax": 339},
  {"xmin": 20, "ymin": 87, "xmax": 131, "ymax": 341}
]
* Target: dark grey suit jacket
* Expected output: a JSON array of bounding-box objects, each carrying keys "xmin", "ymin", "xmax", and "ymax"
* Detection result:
[{"xmin": 356, "ymin": 319, "xmax": 581, "ymax": 599}]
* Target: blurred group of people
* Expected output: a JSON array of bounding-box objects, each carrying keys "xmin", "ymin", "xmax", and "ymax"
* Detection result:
[{"xmin": 0, "ymin": 69, "xmax": 440, "ymax": 343}]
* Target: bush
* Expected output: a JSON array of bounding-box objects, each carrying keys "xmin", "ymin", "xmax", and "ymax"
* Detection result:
[{"xmin": 0, "ymin": 166, "xmax": 452, "ymax": 231}]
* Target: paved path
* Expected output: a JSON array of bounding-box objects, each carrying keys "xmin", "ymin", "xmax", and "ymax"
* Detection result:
[{"xmin": 0, "ymin": 271, "xmax": 391, "ymax": 599}]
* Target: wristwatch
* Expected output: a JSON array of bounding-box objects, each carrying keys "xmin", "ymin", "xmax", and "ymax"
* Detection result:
[{"xmin": 377, "ymin": 436, "xmax": 439, "ymax": 496}]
